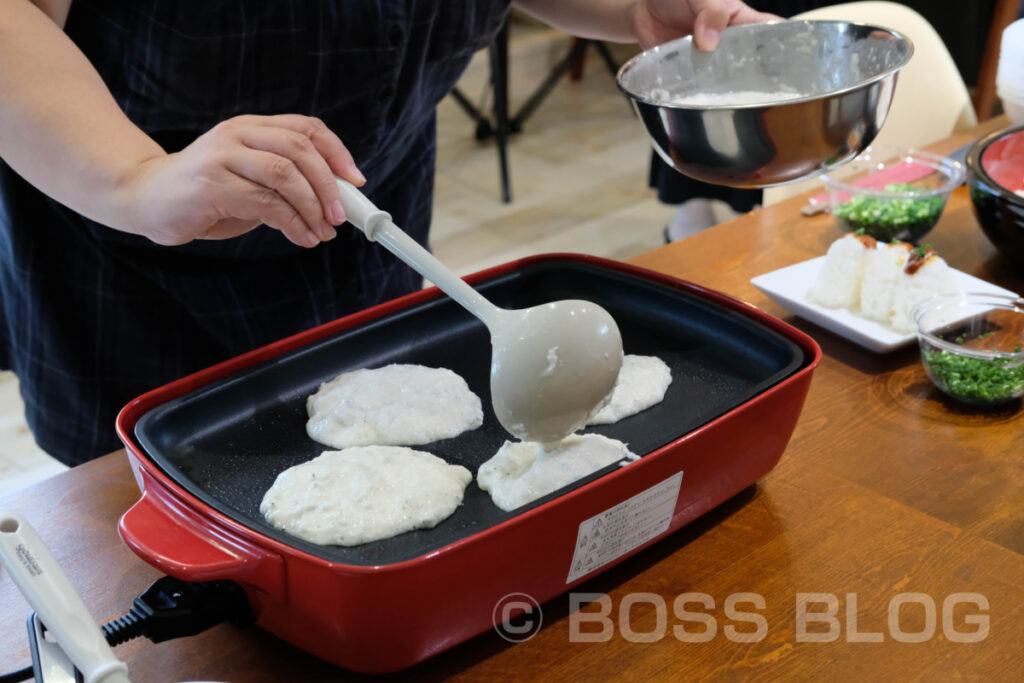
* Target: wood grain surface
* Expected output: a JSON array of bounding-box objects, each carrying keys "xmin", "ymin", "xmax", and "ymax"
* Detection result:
[{"xmin": 2, "ymin": 117, "xmax": 1022, "ymax": 682}]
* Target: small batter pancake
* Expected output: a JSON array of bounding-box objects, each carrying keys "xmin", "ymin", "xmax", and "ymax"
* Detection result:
[
  {"xmin": 306, "ymin": 364, "xmax": 483, "ymax": 449},
  {"xmin": 477, "ymin": 434, "xmax": 638, "ymax": 512},
  {"xmin": 587, "ymin": 354, "xmax": 672, "ymax": 425},
  {"xmin": 260, "ymin": 447, "xmax": 472, "ymax": 546}
]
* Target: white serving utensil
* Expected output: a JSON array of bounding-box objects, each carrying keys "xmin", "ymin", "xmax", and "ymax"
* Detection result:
[
  {"xmin": 336, "ymin": 178, "xmax": 622, "ymax": 443},
  {"xmin": 0, "ymin": 510, "xmax": 224, "ymax": 683},
  {"xmin": 0, "ymin": 510, "xmax": 130, "ymax": 683}
]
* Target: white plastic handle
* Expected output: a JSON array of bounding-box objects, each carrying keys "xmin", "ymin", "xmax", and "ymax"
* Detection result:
[
  {"xmin": 0, "ymin": 510, "xmax": 131, "ymax": 683},
  {"xmin": 335, "ymin": 177, "xmax": 391, "ymax": 241}
]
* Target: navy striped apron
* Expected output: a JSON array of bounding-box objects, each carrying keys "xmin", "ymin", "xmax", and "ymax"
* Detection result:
[{"xmin": 0, "ymin": 0, "xmax": 510, "ymax": 465}]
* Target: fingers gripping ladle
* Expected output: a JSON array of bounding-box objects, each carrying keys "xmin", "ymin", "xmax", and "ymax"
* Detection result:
[{"xmin": 336, "ymin": 179, "xmax": 623, "ymax": 443}]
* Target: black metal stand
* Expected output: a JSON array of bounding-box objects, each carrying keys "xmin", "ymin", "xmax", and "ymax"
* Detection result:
[{"xmin": 450, "ymin": 25, "xmax": 621, "ymax": 202}]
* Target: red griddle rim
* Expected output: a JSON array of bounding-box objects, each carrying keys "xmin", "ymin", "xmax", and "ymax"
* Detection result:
[{"xmin": 116, "ymin": 253, "xmax": 821, "ymax": 575}]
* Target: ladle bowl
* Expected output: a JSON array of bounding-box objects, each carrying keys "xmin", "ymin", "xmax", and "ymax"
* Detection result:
[{"xmin": 488, "ymin": 300, "xmax": 621, "ymax": 442}]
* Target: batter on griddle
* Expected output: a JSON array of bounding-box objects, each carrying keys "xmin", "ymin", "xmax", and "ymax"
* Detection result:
[
  {"xmin": 477, "ymin": 434, "xmax": 638, "ymax": 512},
  {"xmin": 306, "ymin": 363, "xmax": 483, "ymax": 449},
  {"xmin": 476, "ymin": 354, "xmax": 668, "ymax": 512},
  {"xmin": 260, "ymin": 446, "xmax": 472, "ymax": 546},
  {"xmin": 587, "ymin": 354, "xmax": 672, "ymax": 425}
]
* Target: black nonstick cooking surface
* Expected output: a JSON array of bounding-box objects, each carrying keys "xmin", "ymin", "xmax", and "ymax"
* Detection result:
[{"xmin": 135, "ymin": 259, "xmax": 804, "ymax": 566}]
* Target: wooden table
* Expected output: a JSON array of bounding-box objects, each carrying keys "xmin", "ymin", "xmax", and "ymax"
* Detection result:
[{"xmin": 2, "ymin": 118, "xmax": 1022, "ymax": 681}]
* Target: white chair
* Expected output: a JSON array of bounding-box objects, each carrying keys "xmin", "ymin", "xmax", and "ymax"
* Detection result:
[{"xmin": 763, "ymin": 2, "xmax": 978, "ymax": 205}]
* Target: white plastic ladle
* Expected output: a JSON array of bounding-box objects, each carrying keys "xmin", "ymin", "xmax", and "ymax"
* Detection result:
[
  {"xmin": 0, "ymin": 510, "xmax": 130, "ymax": 683},
  {"xmin": 336, "ymin": 178, "xmax": 623, "ymax": 443},
  {"xmin": 0, "ymin": 510, "xmax": 225, "ymax": 683}
]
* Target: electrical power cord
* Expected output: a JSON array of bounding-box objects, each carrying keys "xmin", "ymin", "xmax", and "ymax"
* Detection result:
[
  {"xmin": 101, "ymin": 576, "xmax": 254, "ymax": 645},
  {"xmin": 1, "ymin": 576, "xmax": 253, "ymax": 682},
  {"xmin": 0, "ymin": 666, "xmax": 31, "ymax": 683}
]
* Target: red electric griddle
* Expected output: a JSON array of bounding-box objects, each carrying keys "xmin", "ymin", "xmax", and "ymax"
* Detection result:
[{"xmin": 115, "ymin": 254, "xmax": 820, "ymax": 673}]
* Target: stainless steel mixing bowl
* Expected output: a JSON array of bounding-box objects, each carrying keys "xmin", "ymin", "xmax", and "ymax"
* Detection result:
[{"xmin": 617, "ymin": 20, "xmax": 913, "ymax": 188}]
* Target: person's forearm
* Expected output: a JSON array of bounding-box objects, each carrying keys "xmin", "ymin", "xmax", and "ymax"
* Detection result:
[
  {"xmin": 0, "ymin": 0, "xmax": 164, "ymax": 234},
  {"xmin": 513, "ymin": 0, "xmax": 639, "ymax": 43}
]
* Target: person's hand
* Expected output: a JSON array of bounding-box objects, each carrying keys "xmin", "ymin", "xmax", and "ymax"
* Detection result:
[
  {"xmin": 119, "ymin": 114, "xmax": 364, "ymax": 248},
  {"xmin": 631, "ymin": 0, "xmax": 780, "ymax": 51}
]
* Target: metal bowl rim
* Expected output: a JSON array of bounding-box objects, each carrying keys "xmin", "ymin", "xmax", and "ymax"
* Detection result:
[{"xmin": 616, "ymin": 19, "xmax": 914, "ymax": 110}]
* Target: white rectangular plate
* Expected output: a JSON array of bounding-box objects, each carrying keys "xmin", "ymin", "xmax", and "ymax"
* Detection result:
[{"xmin": 750, "ymin": 257, "xmax": 1020, "ymax": 353}]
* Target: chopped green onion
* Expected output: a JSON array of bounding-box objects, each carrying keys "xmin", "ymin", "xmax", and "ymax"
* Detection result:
[
  {"xmin": 834, "ymin": 183, "xmax": 944, "ymax": 241},
  {"xmin": 925, "ymin": 350, "xmax": 1024, "ymax": 403}
]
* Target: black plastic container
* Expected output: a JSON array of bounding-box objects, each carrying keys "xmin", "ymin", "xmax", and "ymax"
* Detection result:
[{"xmin": 967, "ymin": 124, "xmax": 1024, "ymax": 264}]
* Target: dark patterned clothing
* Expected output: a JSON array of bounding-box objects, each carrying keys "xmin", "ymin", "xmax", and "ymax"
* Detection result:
[{"xmin": 0, "ymin": 0, "xmax": 510, "ymax": 465}]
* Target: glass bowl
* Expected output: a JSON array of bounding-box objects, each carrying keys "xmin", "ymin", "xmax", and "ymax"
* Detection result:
[
  {"xmin": 822, "ymin": 146, "xmax": 965, "ymax": 243},
  {"xmin": 912, "ymin": 293, "xmax": 1024, "ymax": 406}
]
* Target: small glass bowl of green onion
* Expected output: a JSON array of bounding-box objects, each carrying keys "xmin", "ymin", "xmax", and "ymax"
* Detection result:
[
  {"xmin": 823, "ymin": 146, "xmax": 965, "ymax": 243},
  {"xmin": 913, "ymin": 293, "xmax": 1024, "ymax": 407}
]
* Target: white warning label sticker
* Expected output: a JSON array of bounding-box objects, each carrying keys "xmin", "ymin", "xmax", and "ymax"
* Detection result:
[{"xmin": 566, "ymin": 471, "xmax": 683, "ymax": 584}]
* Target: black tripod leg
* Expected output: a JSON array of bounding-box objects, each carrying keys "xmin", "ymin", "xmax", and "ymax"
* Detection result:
[
  {"xmin": 593, "ymin": 41, "xmax": 633, "ymax": 113},
  {"xmin": 449, "ymin": 87, "xmax": 493, "ymax": 139},
  {"xmin": 594, "ymin": 41, "xmax": 621, "ymax": 78},
  {"xmin": 450, "ymin": 87, "xmax": 482, "ymax": 120},
  {"xmin": 490, "ymin": 21, "xmax": 512, "ymax": 202},
  {"xmin": 510, "ymin": 38, "xmax": 589, "ymax": 128}
]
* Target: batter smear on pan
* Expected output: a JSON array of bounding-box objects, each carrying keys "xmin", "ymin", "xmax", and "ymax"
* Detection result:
[
  {"xmin": 477, "ymin": 354, "xmax": 670, "ymax": 511},
  {"xmin": 260, "ymin": 446, "xmax": 472, "ymax": 546},
  {"xmin": 587, "ymin": 354, "xmax": 672, "ymax": 425},
  {"xmin": 477, "ymin": 434, "xmax": 639, "ymax": 512},
  {"xmin": 306, "ymin": 364, "xmax": 483, "ymax": 448}
]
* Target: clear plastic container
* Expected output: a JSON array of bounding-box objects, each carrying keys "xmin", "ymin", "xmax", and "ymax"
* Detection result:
[
  {"xmin": 822, "ymin": 146, "xmax": 965, "ymax": 243},
  {"xmin": 997, "ymin": 19, "xmax": 1024, "ymax": 124},
  {"xmin": 913, "ymin": 292, "xmax": 1024, "ymax": 406}
]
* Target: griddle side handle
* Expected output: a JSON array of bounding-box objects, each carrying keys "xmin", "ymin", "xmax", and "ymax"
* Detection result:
[{"xmin": 118, "ymin": 489, "xmax": 286, "ymax": 602}]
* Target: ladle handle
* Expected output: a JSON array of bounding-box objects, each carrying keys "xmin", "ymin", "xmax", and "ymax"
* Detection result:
[
  {"xmin": 335, "ymin": 178, "xmax": 503, "ymax": 328},
  {"xmin": 334, "ymin": 177, "xmax": 391, "ymax": 241},
  {"xmin": 0, "ymin": 510, "xmax": 131, "ymax": 683}
]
